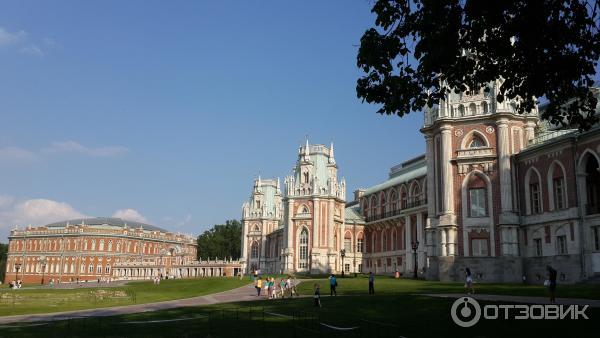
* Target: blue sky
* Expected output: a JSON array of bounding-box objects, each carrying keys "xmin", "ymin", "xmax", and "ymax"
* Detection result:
[{"xmin": 0, "ymin": 1, "xmax": 425, "ymax": 240}]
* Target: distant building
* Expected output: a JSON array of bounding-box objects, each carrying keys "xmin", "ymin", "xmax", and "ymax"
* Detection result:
[
  {"xmin": 241, "ymin": 142, "xmax": 364, "ymax": 274},
  {"xmin": 4, "ymin": 217, "xmax": 242, "ymax": 284},
  {"xmin": 243, "ymin": 83, "xmax": 600, "ymax": 283}
]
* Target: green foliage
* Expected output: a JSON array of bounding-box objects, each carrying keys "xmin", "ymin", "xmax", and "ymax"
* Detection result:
[
  {"xmin": 0, "ymin": 243, "xmax": 7, "ymax": 283},
  {"xmin": 196, "ymin": 220, "xmax": 242, "ymax": 260},
  {"xmin": 357, "ymin": 0, "xmax": 600, "ymax": 129}
]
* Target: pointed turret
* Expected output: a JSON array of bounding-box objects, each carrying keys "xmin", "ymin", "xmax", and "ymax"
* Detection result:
[{"xmin": 328, "ymin": 142, "xmax": 336, "ymax": 164}]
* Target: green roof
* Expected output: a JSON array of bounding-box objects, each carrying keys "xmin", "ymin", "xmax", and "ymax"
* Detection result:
[
  {"xmin": 344, "ymin": 205, "xmax": 365, "ymax": 224},
  {"xmin": 363, "ymin": 156, "xmax": 427, "ymax": 196},
  {"xmin": 44, "ymin": 217, "xmax": 169, "ymax": 233}
]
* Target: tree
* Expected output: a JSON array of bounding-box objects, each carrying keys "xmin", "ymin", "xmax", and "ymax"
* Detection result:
[
  {"xmin": 0, "ymin": 243, "xmax": 7, "ymax": 283},
  {"xmin": 357, "ymin": 0, "xmax": 600, "ymax": 129},
  {"xmin": 196, "ymin": 220, "xmax": 242, "ymax": 260}
]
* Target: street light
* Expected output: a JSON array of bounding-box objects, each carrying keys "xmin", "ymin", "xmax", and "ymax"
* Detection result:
[
  {"xmin": 15, "ymin": 262, "xmax": 22, "ymax": 282},
  {"xmin": 340, "ymin": 249, "xmax": 346, "ymax": 277},
  {"xmin": 39, "ymin": 255, "xmax": 47, "ymax": 285},
  {"xmin": 411, "ymin": 241, "xmax": 419, "ymax": 279}
]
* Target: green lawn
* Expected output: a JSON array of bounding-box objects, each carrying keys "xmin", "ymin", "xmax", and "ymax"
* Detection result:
[
  {"xmin": 1, "ymin": 276, "xmax": 598, "ymax": 338},
  {"xmin": 296, "ymin": 275, "xmax": 600, "ymax": 299},
  {"xmin": 0, "ymin": 277, "xmax": 248, "ymax": 316}
]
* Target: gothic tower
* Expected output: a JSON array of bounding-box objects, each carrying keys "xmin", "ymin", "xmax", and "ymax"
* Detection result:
[
  {"xmin": 241, "ymin": 177, "xmax": 282, "ymax": 273},
  {"xmin": 282, "ymin": 141, "xmax": 346, "ymax": 274},
  {"xmin": 421, "ymin": 81, "xmax": 539, "ymax": 281}
]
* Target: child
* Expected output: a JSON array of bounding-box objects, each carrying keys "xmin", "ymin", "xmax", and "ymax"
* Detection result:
[
  {"xmin": 314, "ymin": 283, "xmax": 322, "ymax": 307},
  {"xmin": 465, "ymin": 268, "xmax": 474, "ymax": 294}
]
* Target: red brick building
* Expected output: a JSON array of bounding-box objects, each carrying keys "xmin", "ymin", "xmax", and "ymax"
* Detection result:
[{"xmin": 4, "ymin": 217, "xmax": 199, "ymax": 284}]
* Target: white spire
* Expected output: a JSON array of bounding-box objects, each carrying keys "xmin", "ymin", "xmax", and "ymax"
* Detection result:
[{"xmin": 305, "ymin": 138, "xmax": 310, "ymax": 156}]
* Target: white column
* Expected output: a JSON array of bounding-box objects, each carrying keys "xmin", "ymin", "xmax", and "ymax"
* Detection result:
[
  {"xmin": 440, "ymin": 228, "xmax": 447, "ymax": 257},
  {"xmin": 313, "ymin": 198, "xmax": 319, "ymax": 247},
  {"xmin": 497, "ymin": 119, "xmax": 513, "ymax": 213},
  {"xmin": 448, "ymin": 228, "xmax": 456, "ymax": 256},
  {"xmin": 404, "ymin": 216, "xmax": 412, "ymax": 272},
  {"xmin": 524, "ymin": 121, "xmax": 536, "ymax": 145},
  {"xmin": 241, "ymin": 221, "xmax": 248, "ymax": 272},
  {"xmin": 440, "ymin": 126, "xmax": 454, "ymax": 215},
  {"xmin": 416, "ymin": 213, "xmax": 424, "ymax": 269}
]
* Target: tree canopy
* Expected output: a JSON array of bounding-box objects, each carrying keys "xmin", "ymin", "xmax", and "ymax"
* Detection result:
[
  {"xmin": 196, "ymin": 220, "xmax": 242, "ymax": 260},
  {"xmin": 357, "ymin": 0, "xmax": 600, "ymax": 129}
]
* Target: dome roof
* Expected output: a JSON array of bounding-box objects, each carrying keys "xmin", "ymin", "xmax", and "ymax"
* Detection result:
[{"xmin": 44, "ymin": 217, "xmax": 168, "ymax": 233}]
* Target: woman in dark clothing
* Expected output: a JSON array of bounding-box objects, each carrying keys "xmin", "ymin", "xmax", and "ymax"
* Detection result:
[{"xmin": 547, "ymin": 265, "xmax": 557, "ymax": 304}]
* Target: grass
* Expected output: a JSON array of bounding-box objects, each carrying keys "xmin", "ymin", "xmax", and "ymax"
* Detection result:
[
  {"xmin": 0, "ymin": 277, "xmax": 248, "ymax": 316},
  {"xmin": 1, "ymin": 276, "xmax": 598, "ymax": 338}
]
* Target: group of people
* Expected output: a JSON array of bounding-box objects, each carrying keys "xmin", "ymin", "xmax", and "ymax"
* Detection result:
[
  {"xmin": 8, "ymin": 280, "xmax": 22, "ymax": 289},
  {"xmin": 464, "ymin": 265, "xmax": 559, "ymax": 303},
  {"xmin": 254, "ymin": 276, "xmax": 298, "ymax": 299}
]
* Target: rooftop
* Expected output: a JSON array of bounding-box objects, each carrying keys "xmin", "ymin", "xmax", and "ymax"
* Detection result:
[{"xmin": 43, "ymin": 217, "xmax": 169, "ymax": 233}]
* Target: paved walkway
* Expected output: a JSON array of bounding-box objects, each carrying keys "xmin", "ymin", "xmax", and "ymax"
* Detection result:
[
  {"xmin": 0, "ymin": 283, "xmax": 266, "ymax": 325},
  {"xmin": 420, "ymin": 293, "xmax": 600, "ymax": 308}
]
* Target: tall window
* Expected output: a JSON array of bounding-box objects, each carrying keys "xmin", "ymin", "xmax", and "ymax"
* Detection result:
[
  {"xmin": 469, "ymin": 188, "xmax": 486, "ymax": 217},
  {"xmin": 251, "ymin": 242, "xmax": 259, "ymax": 259},
  {"xmin": 89, "ymin": 264, "xmax": 94, "ymax": 273},
  {"xmin": 391, "ymin": 231, "xmax": 397, "ymax": 250},
  {"xmin": 303, "ymin": 172, "xmax": 309, "ymax": 183},
  {"xmin": 557, "ymin": 235, "xmax": 567, "ymax": 255},
  {"xmin": 357, "ymin": 237, "xmax": 364, "ymax": 253},
  {"xmin": 530, "ymin": 183, "xmax": 541, "ymax": 214},
  {"xmin": 99, "ymin": 240, "xmax": 105, "ymax": 251},
  {"xmin": 299, "ymin": 229, "xmax": 308, "ymax": 269},
  {"xmin": 344, "ymin": 238, "xmax": 352, "ymax": 253},
  {"xmin": 382, "ymin": 232, "xmax": 387, "ymax": 252},
  {"xmin": 553, "ymin": 177, "xmax": 565, "ymax": 210},
  {"xmin": 534, "ymin": 238, "xmax": 543, "ymax": 256},
  {"xmin": 471, "ymin": 239, "xmax": 488, "ymax": 256},
  {"xmin": 593, "ymin": 226, "xmax": 600, "ymax": 251}
]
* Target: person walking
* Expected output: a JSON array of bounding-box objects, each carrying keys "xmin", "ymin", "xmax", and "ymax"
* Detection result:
[
  {"xmin": 314, "ymin": 283, "xmax": 322, "ymax": 307},
  {"xmin": 547, "ymin": 265, "xmax": 557, "ymax": 304},
  {"xmin": 256, "ymin": 277, "xmax": 263, "ymax": 296},
  {"xmin": 329, "ymin": 274, "xmax": 337, "ymax": 296},
  {"xmin": 279, "ymin": 279, "xmax": 286, "ymax": 298},
  {"xmin": 289, "ymin": 277, "xmax": 298, "ymax": 297},
  {"xmin": 368, "ymin": 272, "xmax": 375, "ymax": 295},
  {"xmin": 465, "ymin": 268, "xmax": 474, "ymax": 294}
]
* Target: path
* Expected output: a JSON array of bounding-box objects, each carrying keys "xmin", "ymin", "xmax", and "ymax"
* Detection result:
[
  {"xmin": 420, "ymin": 293, "xmax": 600, "ymax": 308},
  {"xmin": 0, "ymin": 283, "xmax": 265, "ymax": 325}
]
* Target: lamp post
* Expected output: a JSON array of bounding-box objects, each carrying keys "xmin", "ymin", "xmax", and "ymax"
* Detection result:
[
  {"xmin": 39, "ymin": 256, "xmax": 47, "ymax": 285},
  {"xmin": 340, "ymin": 249, "xmax": 346, "ymax": 277},
  {"xmin": 15, "ymin": 262, "xmax": 22, "ymax": 282},
  {"xmin": 411, "ymin": 241, "xmax": 419, "ymax": 279}
]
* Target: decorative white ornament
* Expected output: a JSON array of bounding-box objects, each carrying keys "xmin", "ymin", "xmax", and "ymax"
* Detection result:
[
  {"xmin": 486, "ymin": 126, "xmax": 495, "ymax": 134},
  {"xmin": 455, "ymin": 129, "xmax": 464, "ymax": 137}
]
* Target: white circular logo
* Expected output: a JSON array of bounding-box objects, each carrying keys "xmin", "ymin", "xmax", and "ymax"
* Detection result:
[{"xmin": 451, "ymin": 297, "xmax": 481, "ymax": 327}]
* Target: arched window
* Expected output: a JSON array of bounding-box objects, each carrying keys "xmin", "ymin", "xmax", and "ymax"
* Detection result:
[
  {"xmin": 584, "ymin": 153, "xmax": 600, "ymax": 215},
  {"xmin": 303, "ymin": 172, "xmax": 309, "ymax": 184},
  {"xmin": 525, "ymin": 168, "xmax": 543, "ymax": 214},
  {"xmin": 370, "ymin": 196, "xmax": 378, "ymax": 217},
  {"xmin": 468, "ymin": 173, "xmax": 488, "ymax": 217},
  {"xmin": 357, "ymin": 232, "xmax": 364, "ymax": 253},
  {"xmin": 391, "ymin": 230, "xmax": 397, "ymax": 250},
  {"xmin": 380, "ymin": 192, "xmax": 386, "ymax": 215},
  {"xmin": 469, "ymin": 103, "xmax": 477, "ymax": 115},
  {"xmin": 390, "ymin": 189, "xmax": 398, "ymax": 213},
  {"xmin": 99, "ymin": 240, "xmax": 104, "ymax": 251},
  {"xmin": 108, "ymin": 240, "xmax": 113, "ymax": 252},
  {"xmin": 400, "ymin": 186, "xmax": 408, "ymax": 209},
  {"xmin": 363, "ymin": 200, "xmax": 369, "ymax": 218},
  {"xmin": 299, "ymin": 229, "xmax": 309, "ymax": 269},
  {"xmin": 548, "ymin": 161, "xmax": 567, "ymax": 211},
  {"xmin": 251, "ymin": 241, "xmax": 259, "ymax": 259},
  {"xmin": 469, "ymin": 136, "xmax": 485, "ymax": 148},
  {"xmin": 482, "ymin": 101, "xmax": 489, "ymax": 114},
  {"xmin": 344, "ymin": 232, "xmax": 352, "ymax": 252},
  {"xmin": 458, "ymin": 105, "xmax": 465, "ymax": 116},
  {"xmin": 382, "ymin": 230, "xmax": 387, "ymax": 252},
  {"xmin": 91, "ymin": 240, "xmax": 96, "ymax": 251}
]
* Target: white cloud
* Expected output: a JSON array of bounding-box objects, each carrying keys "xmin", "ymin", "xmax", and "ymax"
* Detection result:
[
  {"xmin": 43, "ymin": 141, "xmax": 129, "ymax": 157},
  {"xmin": 20, "ymin": 44, "xmax": 44, "ymax": 56},
  {"xmin": 0, "ymin": 146, "xmax": 39, "ymax": 163},
  {"xmin": 0, "ymin": 27, "xmax": 26, "ymax": 46},
  {"xmin": 112, "ymin": 208, "xmax": 148, "ymax": 223},
  {"xmin": 0, "ymin": 196, "xmax": 87, "ymax": 240}
]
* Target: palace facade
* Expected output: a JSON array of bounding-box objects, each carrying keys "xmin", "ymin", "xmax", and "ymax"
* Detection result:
[
  {"xmin": 4, "ymin": 217, "xmax": 242, "ymax": 284},
  {"xmin": 242, "ymin": 83, "xmax": 600, "ymax": 283}
]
